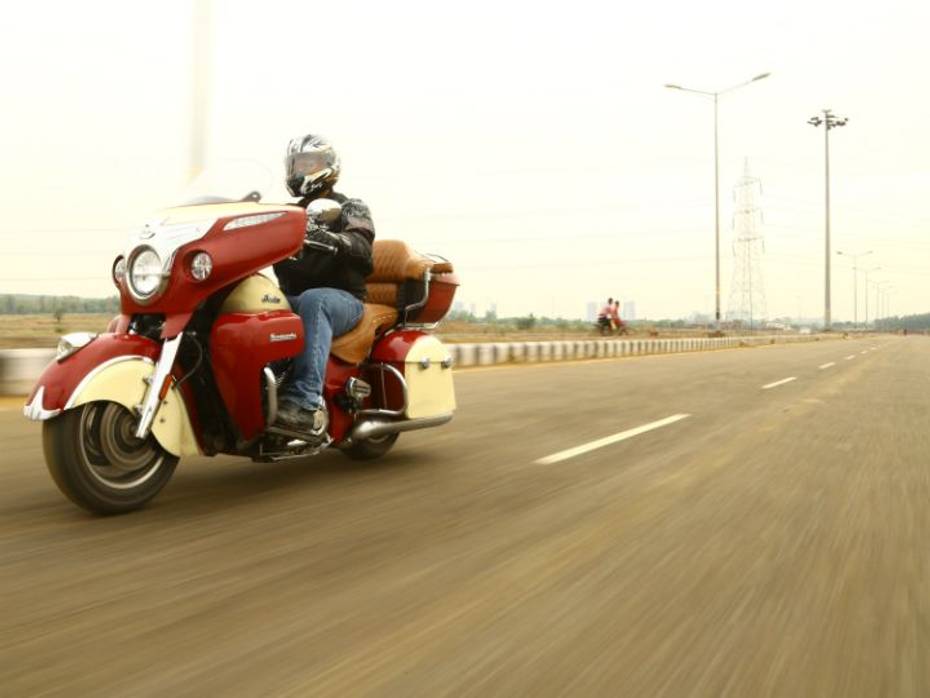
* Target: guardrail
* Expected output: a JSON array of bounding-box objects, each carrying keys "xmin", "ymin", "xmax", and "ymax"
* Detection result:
[
  {"xmin": 0, "ymin": 334, "xmax": 838, "ymax": 395},
  {"xmin": 447, "ymin": 334, "xmax": 837, "ymax": 368},
  {"xmin": 0, "ymin": 349, "xmax": 56, "ymax": 396}
]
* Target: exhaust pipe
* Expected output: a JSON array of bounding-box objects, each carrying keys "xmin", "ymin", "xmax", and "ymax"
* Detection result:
[
  {"xmin": 349, "ymin": 412, "xmax": 453, "ymax": 443},
  {"xmin": 263, "ymin": 367, "xmax": 278, "ymax": 426}
]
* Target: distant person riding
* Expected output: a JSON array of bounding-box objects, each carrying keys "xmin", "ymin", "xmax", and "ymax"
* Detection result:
[
  {"xmin": 272, "ymin": 134, "xmax": 375, "ymax": 441},
  {"xmin": 597, "ymin": 297, "xmax": 614, "ymax": 335},
  {"xmin": 609, "ymin": 300, "xmax": 622, "ymax": 332}
]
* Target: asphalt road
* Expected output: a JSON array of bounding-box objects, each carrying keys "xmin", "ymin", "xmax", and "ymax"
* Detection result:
[{"xmin": 2, "ymin": 336, "xmax": 929, "ymax": 697}]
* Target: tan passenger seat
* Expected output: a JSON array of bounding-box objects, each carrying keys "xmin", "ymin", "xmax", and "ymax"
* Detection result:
[{"xmin": 329, "ymin": 240, "xmax": 453, "ymax": 365}]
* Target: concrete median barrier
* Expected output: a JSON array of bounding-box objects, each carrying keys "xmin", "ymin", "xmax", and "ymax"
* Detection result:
[
  {"xmin": 0, "ymin": 334, "xmax": 842, "ymax": 394},
  {"xmin": 0, "ymin": 349, "xmax": 55, "ymax": 396}
]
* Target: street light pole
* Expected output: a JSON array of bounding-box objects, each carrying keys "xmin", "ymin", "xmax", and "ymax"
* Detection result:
[
  {"xmin": 874, "ymin": 281, "xmax": 891, "ymax": 328},
  {"xmin": 836, "ymin": 249, "xmax": 871, "ymax": 329},
  {"xmin": 807, "ymin": 109, "xmax": 849, "ymax": 330},
  {"xmin": 862, "ymin": 266, "xmax": 881, "ymax": 326},
  {"xmin": 665, "ymin": 72, "xmax": 770, "ymax": 329}
]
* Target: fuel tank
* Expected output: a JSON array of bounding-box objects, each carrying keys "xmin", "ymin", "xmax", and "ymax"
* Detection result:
[{"xmin": 219, "ymin": 274, "xmax": 292, "ymax": 314}]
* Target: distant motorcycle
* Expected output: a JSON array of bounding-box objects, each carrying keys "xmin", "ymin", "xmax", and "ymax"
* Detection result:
[
  {"xmin": 594, "ymin": 318, "xmax": 629, "ymax": 336},
  {"xmin": 23, "ymin": 191, "xmax": 459, "ymax": 514}
]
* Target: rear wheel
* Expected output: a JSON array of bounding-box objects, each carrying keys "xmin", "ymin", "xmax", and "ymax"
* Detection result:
[
  {"xmin": 42, "ymin": 402, "xmax": 178, "ymax": 515},
  {"xmin": 341, "ymin": 432, "xmax": 399, "ymax": 461}
]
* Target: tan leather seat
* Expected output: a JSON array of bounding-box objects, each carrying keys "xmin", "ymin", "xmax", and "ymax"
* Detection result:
[
  {"xmin": 368, "ymin": 240, "xmax": 453, "ymax": 283},
  {"xmin": 330, "ymin": 241, "xmax": 453, "ymax": 365},
  {"xmin": 365, "ymin": 282, "xmax": 398, "ymax": 307},
  {"xmin": 330, "ymin": 303, "xmax": 398, "ymax": 365}
]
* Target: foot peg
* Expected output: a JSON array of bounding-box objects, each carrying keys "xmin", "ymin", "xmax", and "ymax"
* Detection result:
[{"xmin": 266, "ymin": 425, "xmax": 329, "ymax": 445}]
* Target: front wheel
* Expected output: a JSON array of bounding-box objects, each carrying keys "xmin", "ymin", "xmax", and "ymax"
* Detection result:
[
  {"xmin": 341, "ymin": 433, "xmax": 399, "ymax": 461},
  {"xmin": 42, "ymin": 402, "xmax": 178, "ymax": 515}
]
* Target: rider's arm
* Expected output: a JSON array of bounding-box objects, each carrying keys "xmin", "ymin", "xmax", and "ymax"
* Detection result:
[
  {"xmin": 336, "ymin": 198, "xmax": 374, "ymax": 261},
  {"xmin": 312, "ymin": 197, "xmax": 374, "ymax": 274}
]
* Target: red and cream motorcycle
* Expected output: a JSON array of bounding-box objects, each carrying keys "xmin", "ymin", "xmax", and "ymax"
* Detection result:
[{"xmin": 23, "ymin": 191, "xmax": 458, "ymax": 514}]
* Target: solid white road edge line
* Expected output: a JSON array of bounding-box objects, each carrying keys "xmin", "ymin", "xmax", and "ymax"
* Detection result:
[
  {"xmin": 845, "ymin": 355, "xmax": 856, "ymax": 360},
  {"xmin": 762, "ymin": 377, "xmax": 797, "ymax": 390},
  {"xmin": 819, "ymin": 362, "xmax": 836, "ymax": 369},
  {"xmin": 534, "ymin": 414, "xmax": 691, "ymax": 465}
]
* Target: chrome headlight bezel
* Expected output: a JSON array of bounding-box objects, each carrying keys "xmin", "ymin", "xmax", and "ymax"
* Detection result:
[
  {"xmin": 112, "ymin": 255, "xmax": 127, "ymax": 288},
  {"xmin": 127, "ymin": 245, "xmax": 168, "ymax": 303}
]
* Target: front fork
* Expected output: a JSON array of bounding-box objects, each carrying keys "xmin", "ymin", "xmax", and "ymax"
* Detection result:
[{"xmin": 133, "ymin": 334, "xmax": 183, "ymax": 440}]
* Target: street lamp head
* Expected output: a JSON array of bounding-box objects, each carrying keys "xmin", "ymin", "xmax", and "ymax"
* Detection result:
[
  {"xmin": 808, "ymin": 116, "xmax": 824, "ymax": 126},
  {"xmin": 752, "ymin": 72, "xmax": 771, "ymax": 82},
  {"xmin": 664, "ymin": 84, "xmax": 682, "ymax": 90}
]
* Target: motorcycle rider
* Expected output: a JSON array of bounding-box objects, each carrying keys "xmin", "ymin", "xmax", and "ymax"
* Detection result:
[{"xmin": 272, "ymin": 134, "xmax": 374, "ymax": 439}]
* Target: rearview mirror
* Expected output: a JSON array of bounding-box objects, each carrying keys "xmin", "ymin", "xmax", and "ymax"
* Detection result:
[{"xmin": 307, "ymin": 198, "xmax": 342, "ymax": 226}]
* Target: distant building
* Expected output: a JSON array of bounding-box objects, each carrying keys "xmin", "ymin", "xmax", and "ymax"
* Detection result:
[
  {"xmin": 469, "ymin": 303, "xmax": 477, "ymax": 317},
  {"xmin": 622, "ymin": 301, "xmax": 636, "ymax": 321},
  {"xmin": 586, "ymin": 302, "xmax": 598, "ymax": 322},
  {"xmin": 689, "ymin": 311, "xmax": 712, "ymax": 325},
  {"xmin": 452, "ymin": 301, "xmax": 465, "ymax": 314}
]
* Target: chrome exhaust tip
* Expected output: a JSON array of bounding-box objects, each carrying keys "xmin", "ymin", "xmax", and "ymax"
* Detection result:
[{"xmin": 348, "ymin": 412, "xmax": 453, "ymax": 444}]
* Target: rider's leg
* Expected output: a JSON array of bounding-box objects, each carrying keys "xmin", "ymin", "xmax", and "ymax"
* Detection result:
[{"xmin": 277, "ymin": 287, "xmax": 364, "ymax": 432}]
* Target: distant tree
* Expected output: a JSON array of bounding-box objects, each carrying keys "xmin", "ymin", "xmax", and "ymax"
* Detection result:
[{"xmin": 515, "ymin": 314, "xmax": 536, "ymax": 330}]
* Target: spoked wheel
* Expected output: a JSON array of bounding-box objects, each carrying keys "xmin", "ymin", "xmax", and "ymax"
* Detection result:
[
  {"xmin": 341, "ymin": 432, "xmax": 399, "ymax": 461},
  {"xmin": 42, "ymin": 402, "xmax": 178, "ymax": 515}
]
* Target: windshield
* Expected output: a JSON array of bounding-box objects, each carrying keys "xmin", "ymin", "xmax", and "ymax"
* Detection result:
[{"xmin": 176, "ymin": 158, "xmax": 279, "ymax": 207}]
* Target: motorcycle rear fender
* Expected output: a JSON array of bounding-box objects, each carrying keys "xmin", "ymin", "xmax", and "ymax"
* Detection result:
[{"xmin": 23, "ymin": 333, "xmax": 201, "ymax": 457}]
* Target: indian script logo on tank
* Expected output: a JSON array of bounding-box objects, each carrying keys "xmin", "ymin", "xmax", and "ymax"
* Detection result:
[{"xmin": 261, "ymin": 294, "xmax": 282, "ymax": 304}]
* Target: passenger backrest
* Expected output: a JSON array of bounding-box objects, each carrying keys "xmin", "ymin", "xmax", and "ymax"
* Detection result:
[{"xmin": 366, "ymin": 240, "xmax": 453, "ymax": 307}]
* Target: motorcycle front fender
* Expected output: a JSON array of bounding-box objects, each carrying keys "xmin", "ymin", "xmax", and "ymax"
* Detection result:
[{"xmin": 22, "ymin": 333, "xmax": 201, "ymax": 457}]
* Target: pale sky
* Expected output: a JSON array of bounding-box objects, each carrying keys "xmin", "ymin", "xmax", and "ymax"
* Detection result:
[{"xmin": 1, "ymin": 0, "xmax": 927, "ymax": 321}]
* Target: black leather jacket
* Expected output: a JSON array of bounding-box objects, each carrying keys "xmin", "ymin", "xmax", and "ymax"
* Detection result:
[{"xmin": 273, "ymin": 191, "xmax": 375, "ymax": 300}]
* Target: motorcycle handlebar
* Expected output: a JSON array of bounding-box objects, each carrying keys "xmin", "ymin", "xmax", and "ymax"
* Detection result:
[{"xmin": 303, "ymin": 239, "xmax": 338, "ymax": 255}]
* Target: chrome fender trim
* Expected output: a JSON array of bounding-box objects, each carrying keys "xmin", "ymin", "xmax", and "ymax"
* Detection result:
[{"xmin": 23, "ymin": 386, "xmax": 61, "ymax": 421}]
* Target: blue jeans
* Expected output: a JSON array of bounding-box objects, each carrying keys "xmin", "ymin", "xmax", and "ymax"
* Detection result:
[{"xmin": 283, "ymin": 288, "xmax": 364, "ymax": 410}]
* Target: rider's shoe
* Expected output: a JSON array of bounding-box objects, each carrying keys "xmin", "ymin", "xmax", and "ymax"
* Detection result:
[{"xmin": 274, "ymin": 400, "xmax": 328, "ymax": 441}]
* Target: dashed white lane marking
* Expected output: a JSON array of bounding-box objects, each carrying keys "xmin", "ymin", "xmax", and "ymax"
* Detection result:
[
  {"xmin": 845, "ymin": 355, "xmax": 856, "ymax": 360},
  {"xmin": 535, "ymin": 414, "xmax": 691, "ymax": 465},
  {"xmin": 819, "ymin": 362, "xmax": 836, "ymax": 369},
  {"xmin": 860, "ymin": 350, "xmax": 868, "ymax": 355},
  {"xmin": 762, "ymin": 377, "xmax": 797, "ymax": 390}
]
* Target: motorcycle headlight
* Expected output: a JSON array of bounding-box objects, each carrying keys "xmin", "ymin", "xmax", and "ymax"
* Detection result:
[
  {"xmin": 128, "ymin": 247, "xmax": 164, "ymax": 300},
  {"xmin": 190, "ymin": 252, "xmax": 212, "ymax": 281}
]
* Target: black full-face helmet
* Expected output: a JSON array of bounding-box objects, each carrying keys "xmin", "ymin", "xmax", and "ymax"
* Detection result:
[{"xmin": 285, "ymin": 134, "xmax": 341, "ymax": 198}]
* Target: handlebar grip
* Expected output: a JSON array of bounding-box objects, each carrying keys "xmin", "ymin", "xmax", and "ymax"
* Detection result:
[{"xmin": 303, "ymin": 239, "xmax": 338, "ymax": 254}]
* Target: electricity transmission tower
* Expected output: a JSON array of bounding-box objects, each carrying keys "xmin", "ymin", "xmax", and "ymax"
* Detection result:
[{"xmin": 726, "ymin": 159, "xmax": 766, "ymax": 330}]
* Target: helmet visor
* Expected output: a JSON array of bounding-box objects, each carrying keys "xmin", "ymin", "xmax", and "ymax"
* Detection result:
[{"xmin": 286, "ymin": 151, "xmax": 331, "ymax": 180}]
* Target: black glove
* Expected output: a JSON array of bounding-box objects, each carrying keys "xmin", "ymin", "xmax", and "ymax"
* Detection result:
[{"xmin": 304, "ymin": 224, "xmax": 349, "ymax": 256}]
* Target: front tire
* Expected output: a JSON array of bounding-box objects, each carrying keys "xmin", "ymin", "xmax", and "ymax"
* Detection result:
[
  {"xmin": 341, "ymin": 433, "xmax": 399, "ymax": 461},
  {"xmin": 42, "ymin": 402, "xmax": 178, "ymax": 515}
]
